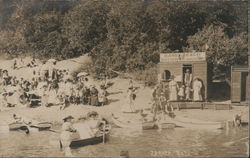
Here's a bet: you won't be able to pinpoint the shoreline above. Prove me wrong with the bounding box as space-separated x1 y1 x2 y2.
0 57 249 127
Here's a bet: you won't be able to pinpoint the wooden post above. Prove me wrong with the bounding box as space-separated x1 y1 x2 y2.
102 121 106 144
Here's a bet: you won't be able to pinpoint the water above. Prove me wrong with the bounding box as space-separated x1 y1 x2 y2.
0 126 248 157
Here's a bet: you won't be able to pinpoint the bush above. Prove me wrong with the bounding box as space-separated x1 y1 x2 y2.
132 66 158 87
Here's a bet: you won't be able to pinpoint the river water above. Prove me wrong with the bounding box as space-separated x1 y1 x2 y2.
0 126 248 157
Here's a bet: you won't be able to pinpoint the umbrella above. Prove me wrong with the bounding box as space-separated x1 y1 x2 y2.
47 59 57 63
77 72 89 77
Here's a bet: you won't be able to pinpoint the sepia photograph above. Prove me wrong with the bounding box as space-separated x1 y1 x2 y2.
0 0 249 157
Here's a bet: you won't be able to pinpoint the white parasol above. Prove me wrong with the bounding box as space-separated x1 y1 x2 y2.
47 59 57 63
77 72 89 77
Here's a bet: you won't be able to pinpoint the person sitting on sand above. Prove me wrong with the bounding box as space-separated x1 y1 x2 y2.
60 95 70 110
233 114 242 127
2 70 10 86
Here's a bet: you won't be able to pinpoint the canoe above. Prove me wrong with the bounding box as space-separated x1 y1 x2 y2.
111 115 159 130
111 115 142 129
29 122 52 131
69 134 108 148
9 122 27 130
9 122 52 131
112 114 221 130
163 116 223 130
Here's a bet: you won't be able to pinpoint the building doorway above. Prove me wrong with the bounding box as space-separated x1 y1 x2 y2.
183 64 192 84
163 70 171 80
241 72 248 101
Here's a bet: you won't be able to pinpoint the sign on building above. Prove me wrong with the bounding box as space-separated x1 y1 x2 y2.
160 52 206 62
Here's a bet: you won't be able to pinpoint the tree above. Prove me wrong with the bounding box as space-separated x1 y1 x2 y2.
62 0 110 57
186 24 248 77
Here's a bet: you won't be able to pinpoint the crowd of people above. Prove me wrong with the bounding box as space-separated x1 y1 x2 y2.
151 70 204 121
160 69 203 102
0 59 108 111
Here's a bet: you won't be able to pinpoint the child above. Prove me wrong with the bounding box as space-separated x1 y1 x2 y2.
98 86 108 106
178 84 185 101
185 83 192 101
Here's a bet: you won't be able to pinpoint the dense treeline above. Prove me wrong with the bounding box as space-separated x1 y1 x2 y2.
0 0 248 78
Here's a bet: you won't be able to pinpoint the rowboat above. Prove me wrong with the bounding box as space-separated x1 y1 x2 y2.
61 122 111 148
112 114 222 130
111 115 142 129
9 122 52 131
163 116 223 130
69 134 108 148
111 115 172 130
9 122 27 131
29 122 52 131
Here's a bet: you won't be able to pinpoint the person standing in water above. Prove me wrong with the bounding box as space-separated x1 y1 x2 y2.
60 115 78 157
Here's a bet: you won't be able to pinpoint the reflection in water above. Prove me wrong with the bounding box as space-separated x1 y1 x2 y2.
0 127 248 157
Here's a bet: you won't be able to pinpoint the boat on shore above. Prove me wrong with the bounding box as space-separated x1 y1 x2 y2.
164 116 223 129
111 114 143 129
8 122 52 131
111 114 222 130
111 114 175 130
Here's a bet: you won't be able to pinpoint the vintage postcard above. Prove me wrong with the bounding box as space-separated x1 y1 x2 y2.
0 0 249 157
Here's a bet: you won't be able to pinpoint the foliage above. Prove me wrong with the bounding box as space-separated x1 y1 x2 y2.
186 24 248 77
0 0 248 79
132 65 158 87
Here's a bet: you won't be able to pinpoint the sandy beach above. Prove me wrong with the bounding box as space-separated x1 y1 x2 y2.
0 77 248 126
0 56 249 126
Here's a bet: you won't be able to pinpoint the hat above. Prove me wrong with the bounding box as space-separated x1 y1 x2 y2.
63 115 74 121
87 111 98 118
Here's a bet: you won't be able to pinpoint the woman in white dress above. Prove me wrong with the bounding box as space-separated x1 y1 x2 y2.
47 82 59 106
193 78 203 101
168 76 178 101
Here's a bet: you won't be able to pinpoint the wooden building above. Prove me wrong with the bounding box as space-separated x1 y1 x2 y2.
158 52 212 101
231 65 250 103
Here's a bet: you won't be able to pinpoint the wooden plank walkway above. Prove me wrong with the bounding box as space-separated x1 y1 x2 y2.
170 102 233 110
